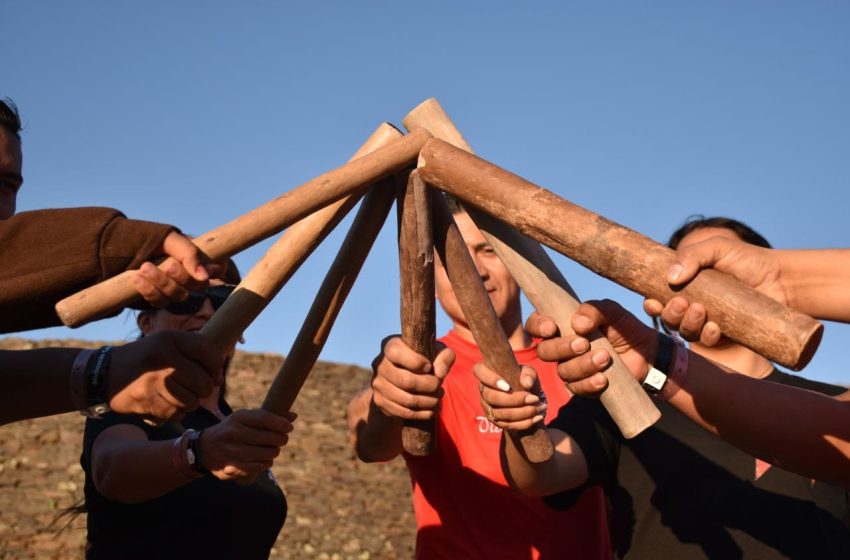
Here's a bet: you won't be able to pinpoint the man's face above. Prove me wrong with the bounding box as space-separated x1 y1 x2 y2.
434 211 522 330
0 128 23 220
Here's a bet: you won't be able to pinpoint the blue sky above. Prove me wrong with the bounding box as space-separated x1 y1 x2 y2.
4 1 849 384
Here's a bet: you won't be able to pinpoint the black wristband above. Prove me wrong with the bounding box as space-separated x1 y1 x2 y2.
187 429 211 475
653 332 675 375
85 346 115 417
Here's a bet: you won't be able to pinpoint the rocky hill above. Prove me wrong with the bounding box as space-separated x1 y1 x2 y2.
0 338 416 559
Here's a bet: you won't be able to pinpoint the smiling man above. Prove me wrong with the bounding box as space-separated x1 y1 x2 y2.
346 195 611 559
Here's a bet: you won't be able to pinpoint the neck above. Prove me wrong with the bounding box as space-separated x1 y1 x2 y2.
690 342 773 379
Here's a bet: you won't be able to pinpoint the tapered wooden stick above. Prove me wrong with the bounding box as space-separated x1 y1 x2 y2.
418 138 823 370
262 186 396 415
397 171 437 455
55 129 431 328
201 123 403 350
404 98 659 438
431 189 554 463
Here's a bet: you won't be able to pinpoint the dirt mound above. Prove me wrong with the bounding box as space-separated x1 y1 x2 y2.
0 338 416 559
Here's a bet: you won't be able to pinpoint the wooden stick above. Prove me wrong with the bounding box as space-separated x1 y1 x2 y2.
397 171 437 455
262 185 396 415
431 188 554 463
201 123 403 350
404 98 660 438
417 138 823 370
55 129 431 328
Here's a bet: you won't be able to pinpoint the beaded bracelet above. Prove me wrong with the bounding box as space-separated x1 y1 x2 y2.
84 346 115 418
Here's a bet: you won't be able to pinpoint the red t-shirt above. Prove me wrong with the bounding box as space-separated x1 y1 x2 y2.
403 330 612 559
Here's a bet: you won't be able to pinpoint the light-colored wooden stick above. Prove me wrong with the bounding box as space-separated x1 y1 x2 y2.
397 171 437 455
404 98 659 438
55 129 431 328
201 123 403 350
431 188 554 463
417 138 823 371
262 185 396 415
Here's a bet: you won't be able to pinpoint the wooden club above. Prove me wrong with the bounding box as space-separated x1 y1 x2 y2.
396 170 437 455
417 138 823 371
262 185 396 416
55 129 431 328
431 187 554 463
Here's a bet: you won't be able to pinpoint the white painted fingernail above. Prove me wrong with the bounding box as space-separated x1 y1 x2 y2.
496 380 511 392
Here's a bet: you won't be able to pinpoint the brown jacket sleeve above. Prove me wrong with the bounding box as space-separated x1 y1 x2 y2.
0 207 175 333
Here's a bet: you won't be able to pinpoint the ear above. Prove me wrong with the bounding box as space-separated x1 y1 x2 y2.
136 312 155 336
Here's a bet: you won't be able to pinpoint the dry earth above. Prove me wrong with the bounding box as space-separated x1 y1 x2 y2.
0 338 416 559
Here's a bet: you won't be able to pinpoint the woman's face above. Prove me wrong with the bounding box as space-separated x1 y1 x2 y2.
137 279 227 336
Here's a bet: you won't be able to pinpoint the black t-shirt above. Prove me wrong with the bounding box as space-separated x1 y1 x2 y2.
547 369 850 559
82 400 287 560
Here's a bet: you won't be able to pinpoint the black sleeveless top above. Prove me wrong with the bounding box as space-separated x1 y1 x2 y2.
82 400 287 560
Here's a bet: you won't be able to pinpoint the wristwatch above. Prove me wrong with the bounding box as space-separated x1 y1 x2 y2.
643 332 675 394
186 429 210 475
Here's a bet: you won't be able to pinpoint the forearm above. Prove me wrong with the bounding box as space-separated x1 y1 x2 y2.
780 249 850 322
346 387 404 462
501 428 589 496
668 351 850 486
0 348 81 424
93 438 194 503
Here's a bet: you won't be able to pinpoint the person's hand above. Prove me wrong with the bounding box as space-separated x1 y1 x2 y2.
197 408 296 481
131 231 224 307
644 236 784 345
473 363 545 431
526 301 658 397
369 336 455 421
106 331 226 421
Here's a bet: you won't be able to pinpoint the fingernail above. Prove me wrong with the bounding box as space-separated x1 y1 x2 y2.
592 351 609 366
422 362 432 373
570 338 588 353
537 402 548 414
524 394 540 405
496 379 511 392
196 265 209 278
532 414 544 424
668 264 683 282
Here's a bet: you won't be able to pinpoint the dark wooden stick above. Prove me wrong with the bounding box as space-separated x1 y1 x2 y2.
417 138 823 371
397 170 437 455
431 188 554 463
55 129 431 328
404 98 660 438
262 186 396 415
201 123 403 350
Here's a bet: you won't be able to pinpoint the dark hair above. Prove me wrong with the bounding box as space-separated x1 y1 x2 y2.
0 98 22 140
444 193 466 215
666 215 772 250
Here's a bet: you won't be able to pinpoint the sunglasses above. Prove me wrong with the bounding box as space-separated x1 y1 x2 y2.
162 284 237 315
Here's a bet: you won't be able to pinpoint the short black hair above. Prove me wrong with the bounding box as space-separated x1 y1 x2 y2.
666 215 772 250
444 193 466 215
0 98 22 141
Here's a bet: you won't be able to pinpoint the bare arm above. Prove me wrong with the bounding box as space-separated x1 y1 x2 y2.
529 302 850 487
647 242 850 340
0 331 225 425
473 362 589 496
346 337 453 463
91 408 294 503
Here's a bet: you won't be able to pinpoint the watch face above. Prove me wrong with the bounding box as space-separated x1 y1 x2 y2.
187 448 197 465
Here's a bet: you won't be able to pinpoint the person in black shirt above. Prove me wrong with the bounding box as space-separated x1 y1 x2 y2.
475 218 850 558
81 263 294 560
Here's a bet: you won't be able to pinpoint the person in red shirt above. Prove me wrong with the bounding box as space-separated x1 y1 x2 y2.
346 195 611 559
